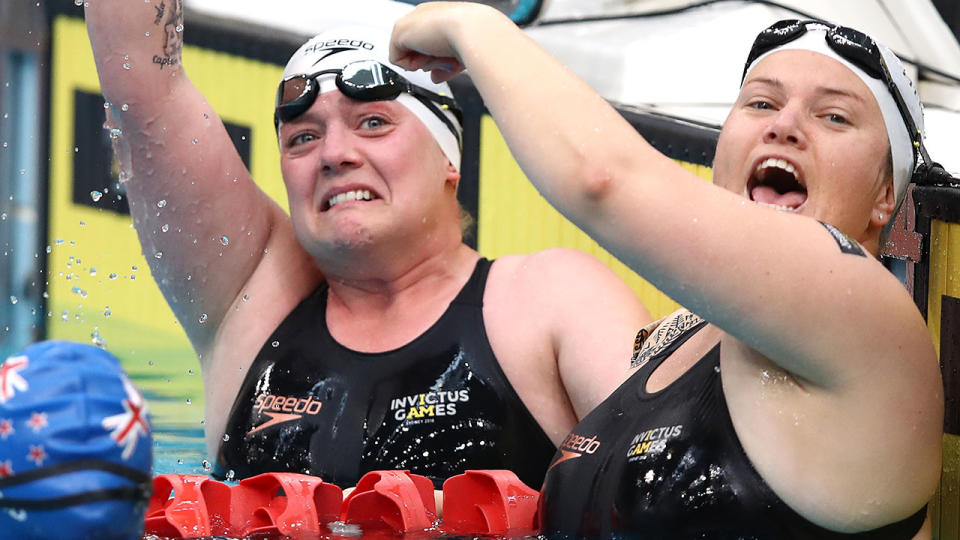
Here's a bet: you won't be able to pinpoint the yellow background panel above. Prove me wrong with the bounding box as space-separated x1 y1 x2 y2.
46 16 286 427
477 115 713 319
927 219 960 539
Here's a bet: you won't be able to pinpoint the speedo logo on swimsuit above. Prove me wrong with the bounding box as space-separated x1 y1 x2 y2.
246 393 323 435
626 424 683 460
389 389 470 421
549 432 602 469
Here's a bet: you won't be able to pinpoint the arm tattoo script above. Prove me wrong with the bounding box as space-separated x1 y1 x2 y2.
154 0 183 70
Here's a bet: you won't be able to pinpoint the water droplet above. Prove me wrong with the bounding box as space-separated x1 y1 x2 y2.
222 433 230 442
148 360 154 366
188 369 194 375
161 223 169 232
90 190 102 202
121 103 129 112
225 469 235 481
154 251 163 259
91 328 106 348
191 138 199 145
219 235 229 246
109 128 122 139
271 340 279 348
122 62 131 70
104 306 112 317
131 265 138 271
61 310 68 322
198 313 208 324
176 24 184 32
0 213 6 220
108 272 118 280
186 398 192 405
9 296 18 305
45 245 51 253
242 294 249 302
74 0 82 5
177 458 183 465
89 267 97 276
157 199 166 208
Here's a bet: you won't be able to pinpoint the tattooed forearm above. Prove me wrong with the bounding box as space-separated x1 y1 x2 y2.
154 0 183 70
153 1 165 26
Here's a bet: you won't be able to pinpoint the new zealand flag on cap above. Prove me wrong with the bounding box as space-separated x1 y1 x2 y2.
0 341 152 539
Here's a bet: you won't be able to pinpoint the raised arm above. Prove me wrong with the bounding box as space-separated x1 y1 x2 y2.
84 1 317 355
389 4 941 397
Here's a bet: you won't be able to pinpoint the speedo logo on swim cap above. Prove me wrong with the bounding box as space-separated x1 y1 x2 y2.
302 38 375 55
549 432 602 469
246 393 323 435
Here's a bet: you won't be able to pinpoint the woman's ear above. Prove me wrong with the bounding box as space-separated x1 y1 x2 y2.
871 177 898 228
446 161 461 190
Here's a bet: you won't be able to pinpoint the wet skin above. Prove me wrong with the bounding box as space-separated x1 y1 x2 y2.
712 49 895 248
278 90 462 281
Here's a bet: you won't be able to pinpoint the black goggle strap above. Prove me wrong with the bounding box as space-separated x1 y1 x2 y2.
875 53 930 168
410 93 463 150
0 459 152 510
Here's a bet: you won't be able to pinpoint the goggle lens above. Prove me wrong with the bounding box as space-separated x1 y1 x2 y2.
339 61 401 101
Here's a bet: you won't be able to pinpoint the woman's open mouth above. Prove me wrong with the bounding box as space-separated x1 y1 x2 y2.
747 157 808 212
322 189 381 211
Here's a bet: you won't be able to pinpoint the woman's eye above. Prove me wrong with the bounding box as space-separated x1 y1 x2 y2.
751 100 773 110
289 133 317 146
826 113 848 124
360 116 386 130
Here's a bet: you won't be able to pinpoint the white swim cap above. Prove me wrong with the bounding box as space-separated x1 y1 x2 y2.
742 22 924 206
282 25 463 171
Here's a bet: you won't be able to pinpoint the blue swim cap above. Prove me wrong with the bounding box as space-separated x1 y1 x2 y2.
0 341 152 540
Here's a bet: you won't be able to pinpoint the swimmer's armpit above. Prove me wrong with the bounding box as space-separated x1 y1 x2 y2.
819 222 866 257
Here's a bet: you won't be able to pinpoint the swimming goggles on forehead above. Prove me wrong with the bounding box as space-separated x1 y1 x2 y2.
742 19 932 169
274 59 463 146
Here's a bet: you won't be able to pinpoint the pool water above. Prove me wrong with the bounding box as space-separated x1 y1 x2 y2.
152 421 209 475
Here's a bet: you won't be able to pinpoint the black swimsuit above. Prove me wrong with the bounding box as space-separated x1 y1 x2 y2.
540 317 925 539
215 258 556 489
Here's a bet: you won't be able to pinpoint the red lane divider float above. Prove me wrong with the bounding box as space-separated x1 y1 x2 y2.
441 470 539 535
341 470 436 531
144 469 539 538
